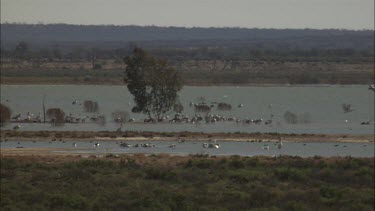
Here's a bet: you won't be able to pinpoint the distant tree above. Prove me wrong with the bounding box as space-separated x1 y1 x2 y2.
124 47 183 120
52 45 62 60
14 41 28 59
89 48 99 69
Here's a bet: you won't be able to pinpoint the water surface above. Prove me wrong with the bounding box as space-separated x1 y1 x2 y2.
1 140 373 157
1 85 374 134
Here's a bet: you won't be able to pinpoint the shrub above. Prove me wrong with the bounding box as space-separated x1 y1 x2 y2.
283 111 298 124
83 100 99 112
217 102 232 110
46 108 65 126
47 193 88 210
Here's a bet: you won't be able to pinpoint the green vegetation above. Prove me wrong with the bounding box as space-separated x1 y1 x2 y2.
1 155 374 210
124 48 183 119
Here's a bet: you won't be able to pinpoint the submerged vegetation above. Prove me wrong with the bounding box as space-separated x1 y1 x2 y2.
0 155 373 210
46 108 65 126
0 104 11 127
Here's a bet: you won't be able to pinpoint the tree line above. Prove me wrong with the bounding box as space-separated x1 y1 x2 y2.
1 40 373 63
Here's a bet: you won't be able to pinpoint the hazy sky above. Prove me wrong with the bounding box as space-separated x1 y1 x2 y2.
1 0 374 29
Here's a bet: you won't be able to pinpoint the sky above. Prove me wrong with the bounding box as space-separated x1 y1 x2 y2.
1 0 374 29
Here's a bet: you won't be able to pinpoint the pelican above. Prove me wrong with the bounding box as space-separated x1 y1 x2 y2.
120 142 131 147
261 145 270 150
265 120 272 125
72 143 77 147
361 120 371 125
209 143 220 148
168 144 176 149
238 104 244 108
369 84 375 92
177 138 186 143
277 137 283 149
94 143 100 147
13 125 21 130
12 114 22 120
72 100 78 105
203 141 220 149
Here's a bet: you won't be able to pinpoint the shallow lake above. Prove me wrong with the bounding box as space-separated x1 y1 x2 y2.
1 140 374 157
0 85 374 134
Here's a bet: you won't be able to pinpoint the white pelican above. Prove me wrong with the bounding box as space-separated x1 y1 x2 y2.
277 137 283 149
262 145 270 150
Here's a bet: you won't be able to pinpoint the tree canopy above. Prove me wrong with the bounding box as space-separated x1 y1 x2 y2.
124 48 183 120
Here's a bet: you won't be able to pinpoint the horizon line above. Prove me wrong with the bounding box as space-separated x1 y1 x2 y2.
1 21 374 31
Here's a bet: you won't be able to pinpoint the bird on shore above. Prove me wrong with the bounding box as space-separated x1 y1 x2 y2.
72 143 77 147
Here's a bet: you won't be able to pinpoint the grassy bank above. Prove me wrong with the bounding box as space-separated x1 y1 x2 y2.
1 155 374 210
1 60 374 85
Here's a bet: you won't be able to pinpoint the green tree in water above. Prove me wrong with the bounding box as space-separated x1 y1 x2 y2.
124 48 183 121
